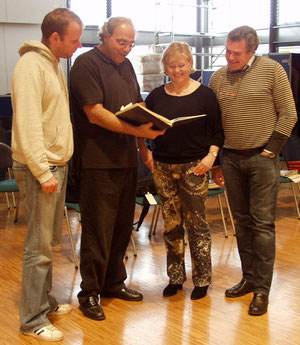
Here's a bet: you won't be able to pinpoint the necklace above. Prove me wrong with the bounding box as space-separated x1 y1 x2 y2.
167 79 199 96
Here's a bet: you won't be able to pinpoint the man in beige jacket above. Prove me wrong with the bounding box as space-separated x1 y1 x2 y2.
11 8 82 342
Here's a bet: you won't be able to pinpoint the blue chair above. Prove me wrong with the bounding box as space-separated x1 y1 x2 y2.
279 175 300 219
136 194 161 237
207 185 236 238
0 142 19 222
64 202 81 268
135 186 235 238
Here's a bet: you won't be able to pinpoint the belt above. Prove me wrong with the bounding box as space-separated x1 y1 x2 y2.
223 146 265 156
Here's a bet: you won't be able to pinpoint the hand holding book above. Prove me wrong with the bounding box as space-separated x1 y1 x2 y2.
116 103 206 130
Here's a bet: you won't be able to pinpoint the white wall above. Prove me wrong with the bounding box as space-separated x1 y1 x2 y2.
0 0 67 94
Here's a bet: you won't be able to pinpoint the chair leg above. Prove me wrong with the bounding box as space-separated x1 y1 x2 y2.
11 192 16 208
148 205 156 237
152 206 161 235
5 192 10 209
7 168 16 208
217 194 228 238
13 195 20 222
131 234 137 257
64 206 79 269
290 183 300 219
224 190 236 235
149 205 160 237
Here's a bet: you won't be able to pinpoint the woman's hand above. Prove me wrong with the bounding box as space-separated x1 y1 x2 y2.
138 138 154 172
193 154 215 175
141 149 154 172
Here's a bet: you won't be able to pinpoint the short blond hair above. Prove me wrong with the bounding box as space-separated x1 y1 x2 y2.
161 41 195 74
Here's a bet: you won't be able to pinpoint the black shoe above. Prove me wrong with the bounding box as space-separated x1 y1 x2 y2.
191 286 208 300
248 293 268 316
101 287 143 301
225 280 254 298
79 296 106 321
163 284 183 297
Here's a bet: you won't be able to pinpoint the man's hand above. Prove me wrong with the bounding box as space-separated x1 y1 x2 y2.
211 166 225 187
138 122 166 139
41 176 58 193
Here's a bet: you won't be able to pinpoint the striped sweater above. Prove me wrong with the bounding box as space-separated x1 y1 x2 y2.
209 56 297 154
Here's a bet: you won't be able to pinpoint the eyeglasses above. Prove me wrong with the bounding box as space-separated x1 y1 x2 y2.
115 39 135 49
217 75 242 97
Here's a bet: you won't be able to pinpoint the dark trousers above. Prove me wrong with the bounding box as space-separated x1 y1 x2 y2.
77 167 137 302
223 150 280 295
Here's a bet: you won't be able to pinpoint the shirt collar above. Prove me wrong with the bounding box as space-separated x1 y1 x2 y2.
227 54 256 73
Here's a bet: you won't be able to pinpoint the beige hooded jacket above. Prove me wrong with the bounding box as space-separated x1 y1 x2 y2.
11 41 73 184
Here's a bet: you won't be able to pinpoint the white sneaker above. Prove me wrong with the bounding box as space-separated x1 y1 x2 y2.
48 303 72 315
23 324 64 341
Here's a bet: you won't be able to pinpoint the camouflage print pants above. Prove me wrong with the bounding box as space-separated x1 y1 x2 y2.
153 160 212 287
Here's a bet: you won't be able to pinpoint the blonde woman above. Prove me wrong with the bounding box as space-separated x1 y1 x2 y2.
139 42 224 300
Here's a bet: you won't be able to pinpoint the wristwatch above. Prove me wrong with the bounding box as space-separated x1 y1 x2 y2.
209 151 218 158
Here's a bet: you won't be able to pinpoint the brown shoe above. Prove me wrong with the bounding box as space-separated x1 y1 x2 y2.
248 293 268 315
225 280 254 298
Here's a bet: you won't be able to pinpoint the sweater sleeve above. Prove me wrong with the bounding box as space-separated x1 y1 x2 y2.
205 89 224 149
11 55 52 183
265 63 297 154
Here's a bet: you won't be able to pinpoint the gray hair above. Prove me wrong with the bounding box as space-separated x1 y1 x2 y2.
226 25 260 53
98 16 135 42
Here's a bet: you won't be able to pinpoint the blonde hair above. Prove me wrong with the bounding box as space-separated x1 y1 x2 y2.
161 41 195 74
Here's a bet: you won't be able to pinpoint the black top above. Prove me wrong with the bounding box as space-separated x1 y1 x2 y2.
70 47 143 169
146 84 224 164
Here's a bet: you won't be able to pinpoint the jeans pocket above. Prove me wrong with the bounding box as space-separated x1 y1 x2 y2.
12 161 28 199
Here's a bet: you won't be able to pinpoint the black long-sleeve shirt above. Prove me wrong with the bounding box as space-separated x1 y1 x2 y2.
146 84 224 164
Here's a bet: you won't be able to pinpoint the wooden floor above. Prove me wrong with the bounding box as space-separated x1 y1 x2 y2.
0 183 300 345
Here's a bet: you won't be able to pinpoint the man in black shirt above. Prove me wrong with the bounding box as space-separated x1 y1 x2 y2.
70 17 164 321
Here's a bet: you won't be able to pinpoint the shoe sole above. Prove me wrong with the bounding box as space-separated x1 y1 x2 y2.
248 308 268 316
23 332 63 341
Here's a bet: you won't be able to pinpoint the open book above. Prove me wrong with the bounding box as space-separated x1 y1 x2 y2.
280 169 300 183
280 169 298 177
115 103 206 130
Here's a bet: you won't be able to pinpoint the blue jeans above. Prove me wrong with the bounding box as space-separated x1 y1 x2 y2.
13 161 68 332
222 151 280 295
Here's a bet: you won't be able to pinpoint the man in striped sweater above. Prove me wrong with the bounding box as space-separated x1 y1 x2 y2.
210 26 297 316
